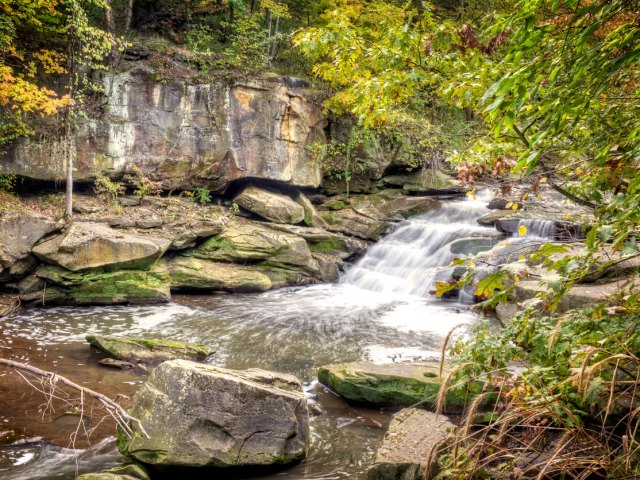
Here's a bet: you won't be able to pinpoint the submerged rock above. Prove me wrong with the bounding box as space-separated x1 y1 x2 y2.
32 222 169 272
318 362 465 409
86 335 213 363
234 185 305 224
119 360 310 468
367 408 456 480
75 462 150 480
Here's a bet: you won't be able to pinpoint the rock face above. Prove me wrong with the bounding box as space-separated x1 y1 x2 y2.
0 68 324 191
367 408 455 480
234 185 305 224
318 362 465 409
0 212 58 279
86 335 213 363
33 222 169 271
119 360 310 468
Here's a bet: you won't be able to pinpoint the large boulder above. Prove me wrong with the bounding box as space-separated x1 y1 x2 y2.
118 360 310 468
86 335 213 363
234 185 305 224
0 212 58 278
0 68 324 191
32 222 169 272
318 362 466 410
168 256 272 292
186 220 317 271
18 262 171 305
367 408 456 480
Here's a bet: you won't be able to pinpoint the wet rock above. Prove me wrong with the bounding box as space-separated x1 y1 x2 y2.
87 335 213 363
187 220 317 272
0 212 58 277
449 237 501 256
168 256 272 292
118 360 310 467
98 358 135 369
75 462 150 480
1 69 325 192
317 362 466 409
0 294 19 318
32 222 170 272
75 474 137 480
367 408 455 480
18 262 171 306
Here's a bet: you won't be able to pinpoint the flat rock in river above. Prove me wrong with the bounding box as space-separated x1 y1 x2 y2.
317 362 466 409
86 335 213 363
367 408 456 480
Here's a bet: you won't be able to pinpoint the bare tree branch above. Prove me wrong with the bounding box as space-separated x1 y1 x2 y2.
0 358 149 439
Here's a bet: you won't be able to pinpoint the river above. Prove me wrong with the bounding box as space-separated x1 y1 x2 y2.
0 195 496 479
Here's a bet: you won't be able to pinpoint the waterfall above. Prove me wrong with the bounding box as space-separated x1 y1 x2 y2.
516 218 557 239
341 196 496 297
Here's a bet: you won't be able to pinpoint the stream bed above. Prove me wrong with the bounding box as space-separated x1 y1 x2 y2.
0 196 495 479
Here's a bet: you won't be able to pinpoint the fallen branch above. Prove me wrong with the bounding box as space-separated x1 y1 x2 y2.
0 358 149 439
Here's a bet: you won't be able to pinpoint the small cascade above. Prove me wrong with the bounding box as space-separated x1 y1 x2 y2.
341 196 495 297
516 218 557 239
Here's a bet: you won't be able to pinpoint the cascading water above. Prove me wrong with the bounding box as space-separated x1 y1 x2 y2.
0 194 499 480
342 197 496 296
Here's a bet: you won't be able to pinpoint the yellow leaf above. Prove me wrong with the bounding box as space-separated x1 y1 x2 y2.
537 193 542 200
522 193 529 201
518 225 527 236
514 275 520 282
564 213 570 220
511 203 519 211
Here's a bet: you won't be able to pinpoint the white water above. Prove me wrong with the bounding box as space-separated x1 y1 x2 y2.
342 196 494 296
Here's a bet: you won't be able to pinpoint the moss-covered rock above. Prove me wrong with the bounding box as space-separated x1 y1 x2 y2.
18 262 171 306
86 335 213 363
187 220 317 271
168 256 272 292
318 361 467 409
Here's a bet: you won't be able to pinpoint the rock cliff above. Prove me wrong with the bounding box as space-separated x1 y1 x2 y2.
1 68 325 191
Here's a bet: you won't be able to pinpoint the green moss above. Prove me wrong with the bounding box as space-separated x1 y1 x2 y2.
322 213 336 225
308 237 347 253
327 199 349 211
317 363 470 409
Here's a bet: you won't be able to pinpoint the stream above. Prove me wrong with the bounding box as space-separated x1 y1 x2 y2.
0 195 497 479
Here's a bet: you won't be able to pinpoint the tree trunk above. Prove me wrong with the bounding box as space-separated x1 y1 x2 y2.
104 0 116 63
465 107 474 122
124 0 133 33
265 9 272 55
270 16 280 59
250 0 257 14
